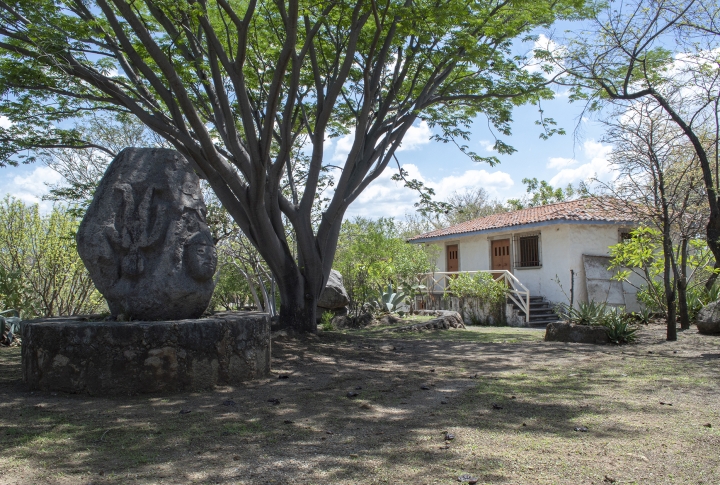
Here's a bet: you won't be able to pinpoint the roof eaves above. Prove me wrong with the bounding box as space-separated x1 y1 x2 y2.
408 218 639 244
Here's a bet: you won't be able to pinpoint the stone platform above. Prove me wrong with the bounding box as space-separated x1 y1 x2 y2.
21 312 270 395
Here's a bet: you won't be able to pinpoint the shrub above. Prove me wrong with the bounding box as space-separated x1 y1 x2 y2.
370 283 407 315
601 308 638 344
687 282 720 321
446 272 507 325
556 301 608 326
320 311 334 331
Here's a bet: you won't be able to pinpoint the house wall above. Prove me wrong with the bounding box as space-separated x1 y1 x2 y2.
426 222 640 310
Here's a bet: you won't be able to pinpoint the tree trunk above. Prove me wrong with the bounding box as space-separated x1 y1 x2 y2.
705 212 720 289
663 242 677 342
277 278 317 333
677 237 690 330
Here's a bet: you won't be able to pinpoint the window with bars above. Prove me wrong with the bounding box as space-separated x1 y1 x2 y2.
515 234 541 268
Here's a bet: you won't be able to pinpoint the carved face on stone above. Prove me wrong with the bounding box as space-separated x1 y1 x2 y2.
185 234 217 281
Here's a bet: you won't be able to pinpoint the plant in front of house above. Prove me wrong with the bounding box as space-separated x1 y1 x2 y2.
370 284 407 315
556 300 608 326
601 308 639 344
445 272 507 325
687 281 720 321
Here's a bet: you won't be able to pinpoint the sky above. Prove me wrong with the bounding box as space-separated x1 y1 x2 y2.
0 28 616 220
0 85 613 219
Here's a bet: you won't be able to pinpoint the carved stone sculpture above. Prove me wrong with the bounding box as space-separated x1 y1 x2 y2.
77 148 217 320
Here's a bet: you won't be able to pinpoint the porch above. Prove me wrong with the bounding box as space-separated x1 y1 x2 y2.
414 271 560 326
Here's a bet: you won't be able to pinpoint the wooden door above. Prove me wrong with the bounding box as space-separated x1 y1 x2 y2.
491 239 511 271
446 244 459 272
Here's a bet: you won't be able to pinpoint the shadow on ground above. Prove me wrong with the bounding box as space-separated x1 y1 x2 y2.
1 323 719 485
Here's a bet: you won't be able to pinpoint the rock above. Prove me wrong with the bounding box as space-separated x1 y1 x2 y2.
696 301 720 334
317 270 350 309
316 305 348 323
388 312 466 332
379 314 401 326
77 148 217 321
332 312 376 329
544 322 609 344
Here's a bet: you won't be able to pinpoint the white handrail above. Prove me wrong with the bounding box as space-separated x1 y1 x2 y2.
416 270 530 323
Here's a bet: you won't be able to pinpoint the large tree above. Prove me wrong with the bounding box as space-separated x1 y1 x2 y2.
0 0 584 331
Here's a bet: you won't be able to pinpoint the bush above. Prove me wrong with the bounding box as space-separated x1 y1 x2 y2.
446 272 507 325
556 301 608 326
320 311 334 331
601 308 638 344
687 282 720 321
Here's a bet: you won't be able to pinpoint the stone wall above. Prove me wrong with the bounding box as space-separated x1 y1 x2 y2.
22 312 270 395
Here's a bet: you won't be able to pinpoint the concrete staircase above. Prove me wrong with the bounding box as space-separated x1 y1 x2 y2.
510 296 561 327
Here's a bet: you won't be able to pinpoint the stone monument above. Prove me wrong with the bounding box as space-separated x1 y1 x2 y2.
22 148 271 394
76 147 217 320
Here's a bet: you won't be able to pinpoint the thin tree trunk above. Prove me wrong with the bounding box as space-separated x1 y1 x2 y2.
677 237 690 330
663 234 678 341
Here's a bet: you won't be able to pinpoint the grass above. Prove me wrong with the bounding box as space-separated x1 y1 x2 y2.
1 324 719 484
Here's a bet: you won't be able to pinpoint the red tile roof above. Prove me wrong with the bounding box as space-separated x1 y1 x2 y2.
409 198 637 242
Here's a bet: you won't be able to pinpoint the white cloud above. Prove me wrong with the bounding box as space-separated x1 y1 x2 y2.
549 140 614 187
396 121 432 152
0 166 62 213
526 34 566 78
0 116 11 129
546 157 577 169
344 163 515 219
479 140 497 152
330 130 355 162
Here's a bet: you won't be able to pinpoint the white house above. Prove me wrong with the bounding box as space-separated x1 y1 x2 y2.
409 198 641 324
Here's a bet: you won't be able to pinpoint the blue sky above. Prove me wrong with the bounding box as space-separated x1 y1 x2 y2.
0 90 613 219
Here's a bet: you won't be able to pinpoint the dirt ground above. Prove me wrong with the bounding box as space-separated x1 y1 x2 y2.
1 322 719 485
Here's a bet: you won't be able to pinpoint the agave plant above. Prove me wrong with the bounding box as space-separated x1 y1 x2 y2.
370 283 407 314
0 309 22 345
601 308 638 344
556 301 608 326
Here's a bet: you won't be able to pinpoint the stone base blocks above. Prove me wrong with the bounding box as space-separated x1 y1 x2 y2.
22 312 270 395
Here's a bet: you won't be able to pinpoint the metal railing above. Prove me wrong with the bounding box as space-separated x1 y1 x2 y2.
416 270 530 323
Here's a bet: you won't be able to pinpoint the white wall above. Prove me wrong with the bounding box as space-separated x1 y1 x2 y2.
427 223 639 309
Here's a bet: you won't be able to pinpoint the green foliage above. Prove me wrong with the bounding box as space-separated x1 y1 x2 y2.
445 272 507 324
320 311 334 331
610 227 718 317
601 308 638 345
371 283 407 315
634 307 653 325
687 282 720 321
0 197 105 318
609 227 666 312
209 260 253 312
556 301 608 326
506 178 576 210
558 301 638 344
335 218 435 313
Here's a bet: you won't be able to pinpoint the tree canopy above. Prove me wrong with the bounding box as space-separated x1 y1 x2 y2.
0 0 587 330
